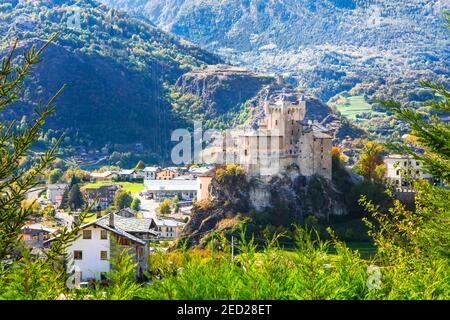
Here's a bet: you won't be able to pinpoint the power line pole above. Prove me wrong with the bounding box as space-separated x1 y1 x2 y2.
231 236 234 261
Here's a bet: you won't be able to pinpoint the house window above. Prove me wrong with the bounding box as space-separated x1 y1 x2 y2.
74 250 83 260
100 251 108 260
82 230 92 240
100 230 108 240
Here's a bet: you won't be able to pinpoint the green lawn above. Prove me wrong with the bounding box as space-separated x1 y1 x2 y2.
333 95 384 121
81 180 145 194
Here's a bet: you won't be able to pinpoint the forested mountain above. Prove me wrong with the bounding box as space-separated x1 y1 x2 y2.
0 0 220 156
102 0 450 102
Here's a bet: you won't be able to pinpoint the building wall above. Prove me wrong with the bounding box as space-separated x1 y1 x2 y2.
297 133 332 180
156 169 179 180
384 156 433 191
68 226 110 280
156 225 183 239
197 176 213 202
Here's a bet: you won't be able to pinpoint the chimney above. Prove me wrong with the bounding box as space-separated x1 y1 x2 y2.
96 206 102 219
109 213 115 228
73 214 79 227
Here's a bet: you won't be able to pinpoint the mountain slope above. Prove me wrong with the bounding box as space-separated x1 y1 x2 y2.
0 0 221 157
103 0 450 102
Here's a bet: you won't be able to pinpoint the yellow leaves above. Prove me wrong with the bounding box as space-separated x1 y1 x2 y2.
402 134 418 144
20 199 40 213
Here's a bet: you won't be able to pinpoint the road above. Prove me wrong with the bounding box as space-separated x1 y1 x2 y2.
24 187 46 200
55 211 73 227
134 192 158 220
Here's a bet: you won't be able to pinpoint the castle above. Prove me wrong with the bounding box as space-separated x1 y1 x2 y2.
202 89 333 181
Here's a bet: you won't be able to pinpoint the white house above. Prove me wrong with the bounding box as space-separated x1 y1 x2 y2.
117 169 145 180
46 184 68 207
384 154 434 191
155 218 185 240
143 167 161 181
90 171 119 181
144 178 197 201
47 213 157 281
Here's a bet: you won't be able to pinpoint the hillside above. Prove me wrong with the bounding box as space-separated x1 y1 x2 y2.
102 0 450 103
0 0 221 158
1 0 365 165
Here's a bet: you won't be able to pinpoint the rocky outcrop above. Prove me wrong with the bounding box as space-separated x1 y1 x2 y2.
174 64 274 122
181 165 352 247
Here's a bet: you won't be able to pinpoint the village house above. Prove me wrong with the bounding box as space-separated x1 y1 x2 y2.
20 223 57 248
189 166 215 177
115 208 138 218
384 154 434 192
117 169 144 181
46 183 68 207
47 213 157 281
154 218 185 240
90 171 119 181
156 168 180 180
83 185 121 210
143 166 161 180
144 178 197 202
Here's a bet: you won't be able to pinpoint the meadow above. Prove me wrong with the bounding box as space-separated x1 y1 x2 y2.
333 95 385 120
80 181 145 194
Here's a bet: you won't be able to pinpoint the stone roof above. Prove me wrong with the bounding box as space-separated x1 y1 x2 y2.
47 184 68 191
144 179 197 192
155 218 185 228
143 166 161 172
21 224 57 235
95 214 157 236
84 184 120 197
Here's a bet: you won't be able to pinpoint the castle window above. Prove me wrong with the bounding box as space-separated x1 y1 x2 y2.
275 120 278 126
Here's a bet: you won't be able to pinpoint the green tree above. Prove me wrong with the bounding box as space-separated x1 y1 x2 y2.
0 35 92 300
0 34 63 259
67 184 84 210
114 190 133 209
134 160 145 171
381 85 449 184
172 195 179 213
59 187 69 209
130 197 141 211
48 168 63 184
355 140 386 183
157 199 172 216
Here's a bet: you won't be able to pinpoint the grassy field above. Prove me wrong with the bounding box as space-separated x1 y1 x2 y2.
333 95 384 120
80 180 145 194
